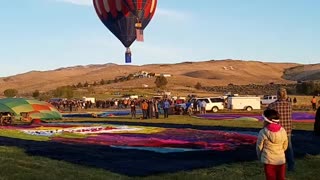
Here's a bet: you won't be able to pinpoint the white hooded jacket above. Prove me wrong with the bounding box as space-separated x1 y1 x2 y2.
256 123 288 165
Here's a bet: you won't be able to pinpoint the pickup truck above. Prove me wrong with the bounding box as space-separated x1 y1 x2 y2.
260 95 277 105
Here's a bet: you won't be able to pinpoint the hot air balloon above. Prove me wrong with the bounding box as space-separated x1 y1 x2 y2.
93 0 157 63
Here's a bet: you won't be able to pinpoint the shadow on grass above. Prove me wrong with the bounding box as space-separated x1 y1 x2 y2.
0 122 320 177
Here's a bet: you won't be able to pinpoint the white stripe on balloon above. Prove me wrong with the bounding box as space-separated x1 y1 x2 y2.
115 0 122 11
94 0 102 15
103 0 110 13
150 0 156 13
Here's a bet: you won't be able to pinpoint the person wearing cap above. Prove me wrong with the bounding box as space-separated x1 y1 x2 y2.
256 109 288 180
268 88 295 171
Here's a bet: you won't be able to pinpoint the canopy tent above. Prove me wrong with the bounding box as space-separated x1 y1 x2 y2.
0 98 62 120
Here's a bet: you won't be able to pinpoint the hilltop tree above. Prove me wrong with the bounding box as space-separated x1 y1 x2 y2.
100 79 105 85
3 89 18 98
127 74 134 80
155 76 168 88
76 82 83 88
195 82 202 90
83 81 89 87
32 90 40 98
53 86 74 99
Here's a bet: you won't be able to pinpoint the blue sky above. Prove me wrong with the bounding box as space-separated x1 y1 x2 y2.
1 0 319 77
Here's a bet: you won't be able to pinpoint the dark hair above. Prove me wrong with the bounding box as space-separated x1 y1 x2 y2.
264 109 280 121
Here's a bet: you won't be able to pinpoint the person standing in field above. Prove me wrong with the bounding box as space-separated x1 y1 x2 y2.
292 97 297 104
268 88 295 172
256 109 288 180
141 100 148 119
201 100 207 114
163 99 170 118
311 96 317 111
154 100 159 119
193 100 197 114
130 101 136 119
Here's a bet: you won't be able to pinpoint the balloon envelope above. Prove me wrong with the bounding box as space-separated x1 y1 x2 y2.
0 98 62 120
93 0 136 47
93 0 157 47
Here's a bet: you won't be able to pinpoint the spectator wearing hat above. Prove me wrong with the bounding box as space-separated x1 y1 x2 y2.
268 88 295 171
256 109 288 180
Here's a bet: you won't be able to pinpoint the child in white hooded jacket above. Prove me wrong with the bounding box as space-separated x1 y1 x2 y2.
256 109 288 180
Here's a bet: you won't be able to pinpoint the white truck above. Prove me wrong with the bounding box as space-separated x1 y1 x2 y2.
227 96 261 111
82 97 96 104
260 95 277 105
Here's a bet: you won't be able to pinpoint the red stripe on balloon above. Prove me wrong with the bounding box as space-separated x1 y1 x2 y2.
121 0 131 17
143 0 151 18
32 104 51 111
108 0 118 18
137 0 143 10
126 0 135 10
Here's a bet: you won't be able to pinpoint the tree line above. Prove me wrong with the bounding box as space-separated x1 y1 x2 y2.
4 79 318 100
2 76 169 100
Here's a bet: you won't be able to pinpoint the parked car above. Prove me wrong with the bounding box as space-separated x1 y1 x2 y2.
260 95 277 105
190 97 225 113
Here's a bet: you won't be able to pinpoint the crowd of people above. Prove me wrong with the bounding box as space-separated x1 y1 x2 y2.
48 98 183 118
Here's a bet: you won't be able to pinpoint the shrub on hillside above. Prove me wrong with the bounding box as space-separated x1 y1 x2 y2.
32 90 40 98
3 89 18 98
296 81 320 95
53 86 74 99
195 82 202 90
155 76 168 88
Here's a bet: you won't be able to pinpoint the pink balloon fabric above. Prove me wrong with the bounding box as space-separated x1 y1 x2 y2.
1 123 257 153
197 112 315 122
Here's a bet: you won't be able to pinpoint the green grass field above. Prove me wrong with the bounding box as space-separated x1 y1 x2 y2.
1 115 319 180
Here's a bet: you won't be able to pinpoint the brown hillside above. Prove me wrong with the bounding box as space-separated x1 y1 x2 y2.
283 63 320 81
0 59 299 95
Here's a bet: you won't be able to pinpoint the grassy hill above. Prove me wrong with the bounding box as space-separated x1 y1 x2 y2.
0 59 317 96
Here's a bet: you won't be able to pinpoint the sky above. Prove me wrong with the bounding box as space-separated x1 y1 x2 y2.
0 0 319 77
